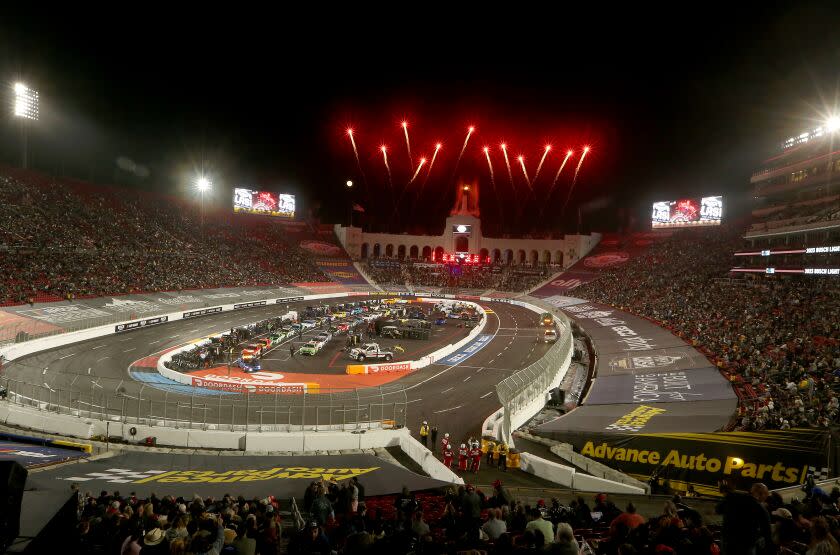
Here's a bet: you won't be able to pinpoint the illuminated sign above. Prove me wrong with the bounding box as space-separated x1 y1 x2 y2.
452 224 472 234
652 196 723 228
234 188 295 218
431 251 490 264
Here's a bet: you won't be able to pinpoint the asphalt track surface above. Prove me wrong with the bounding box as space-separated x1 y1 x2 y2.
4 299 551 446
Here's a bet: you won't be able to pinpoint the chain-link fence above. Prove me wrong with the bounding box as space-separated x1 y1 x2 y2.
0 375 409 432
495 298 573 442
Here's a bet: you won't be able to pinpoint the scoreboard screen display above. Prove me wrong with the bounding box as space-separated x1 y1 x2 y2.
651 196 722 228
234 188 295 218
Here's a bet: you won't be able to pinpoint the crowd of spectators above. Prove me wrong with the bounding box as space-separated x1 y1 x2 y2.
0 171 335 305
71 486 282 555
750 195 840 232
364 261 549 293
573 227 840 431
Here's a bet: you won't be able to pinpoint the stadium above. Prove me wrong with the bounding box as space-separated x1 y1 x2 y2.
1 9 839 555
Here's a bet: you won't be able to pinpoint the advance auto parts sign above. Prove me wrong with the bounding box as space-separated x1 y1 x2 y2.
572 429 829 495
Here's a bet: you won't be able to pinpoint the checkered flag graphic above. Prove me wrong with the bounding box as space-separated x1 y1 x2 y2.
62 468 169 484
807 466 831 481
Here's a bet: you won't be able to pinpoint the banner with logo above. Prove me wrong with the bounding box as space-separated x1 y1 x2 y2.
585 367 736 405
538 427 829 496
115 316 169 333
30 452 450 499
536 400 736 435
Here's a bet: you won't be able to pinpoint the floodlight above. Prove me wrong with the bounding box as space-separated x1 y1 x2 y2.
12 82 39 121
346 180 353 187
827 116 840 133
196 177 211 192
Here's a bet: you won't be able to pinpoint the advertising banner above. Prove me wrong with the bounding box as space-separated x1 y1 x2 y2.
602 346 712 375
234 301 267 310
183 307 223 319
190 373 313 394
536 400 737 435
585 368 735 405
552 428 827 495
115 316 169 333
30 452 450 499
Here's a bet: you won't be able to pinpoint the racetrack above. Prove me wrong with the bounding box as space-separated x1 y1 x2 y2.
2 299 551 446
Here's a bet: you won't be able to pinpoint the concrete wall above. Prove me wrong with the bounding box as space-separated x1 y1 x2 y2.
519 451 646 494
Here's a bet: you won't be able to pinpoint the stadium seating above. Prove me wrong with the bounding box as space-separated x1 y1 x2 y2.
364 260 551 292
0 168 350 305
573 226 840 431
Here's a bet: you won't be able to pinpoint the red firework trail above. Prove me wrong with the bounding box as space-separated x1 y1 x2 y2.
533 145 552 184
538 149 574 223
561 146 591 215
401 121 412 170
381 145 393 190
483 147 495 185
409 157 427 184
501 143 514 187
453 126 475 173
346 128 367 185
517 155 532 189
417 143 441 202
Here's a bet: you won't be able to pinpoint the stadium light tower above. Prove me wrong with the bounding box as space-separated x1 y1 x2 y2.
195 176 211 227
12 82 39 169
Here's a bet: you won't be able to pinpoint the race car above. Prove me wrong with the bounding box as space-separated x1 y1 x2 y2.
255 337 272 350
335 323 350 333
332 311 348 319
237 358 261 373
269 331 286 343
241 343 263 361
301 320 317 330
298 340 321 356
348 343 394 362
543 329 558 343
315 331 332 344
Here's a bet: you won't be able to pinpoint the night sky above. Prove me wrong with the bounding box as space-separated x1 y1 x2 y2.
1 5 839 234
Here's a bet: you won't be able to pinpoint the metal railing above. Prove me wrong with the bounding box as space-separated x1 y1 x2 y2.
0 375 408 432
495 297 573 442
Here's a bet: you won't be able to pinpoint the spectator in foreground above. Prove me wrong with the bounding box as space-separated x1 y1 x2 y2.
610 502 646 534
525 507 555 546
551 522 579 555
482 508 507 540
717 482 771 555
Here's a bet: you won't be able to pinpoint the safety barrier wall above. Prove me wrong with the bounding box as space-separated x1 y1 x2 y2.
518 452 647 494
494 296 574 445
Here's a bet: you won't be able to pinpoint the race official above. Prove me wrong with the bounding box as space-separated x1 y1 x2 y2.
419 421 430 447
485 439 496 464
470 443 482 473
442 443 454 468
458 443 468 471
496 442 508 472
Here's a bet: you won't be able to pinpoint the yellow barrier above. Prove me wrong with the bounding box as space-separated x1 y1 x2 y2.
53 440 93 453
346 364 367 375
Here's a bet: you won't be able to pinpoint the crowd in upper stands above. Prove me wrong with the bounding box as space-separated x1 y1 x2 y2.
573 227 840 431
0 171 334 305
749 195 840 232
364 261 549 293
69 476 840 554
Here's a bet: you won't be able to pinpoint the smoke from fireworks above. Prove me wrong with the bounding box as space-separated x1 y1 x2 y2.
517 155 531 189
561 146 591 215
533 145 551 184
401 121 412 169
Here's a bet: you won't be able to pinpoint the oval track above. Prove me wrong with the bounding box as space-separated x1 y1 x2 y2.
4 299 551 444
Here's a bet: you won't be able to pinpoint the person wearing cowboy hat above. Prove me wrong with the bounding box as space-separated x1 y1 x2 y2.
140 527 168 554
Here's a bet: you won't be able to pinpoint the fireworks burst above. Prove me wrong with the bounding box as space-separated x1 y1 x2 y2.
517 155 531 189
409 157 427 184
533 145 551 184
381 145 393 190
561 146 591 215
453 126 475 173
501 143 514 187
401 121 412 169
